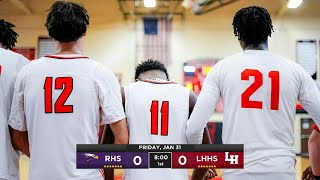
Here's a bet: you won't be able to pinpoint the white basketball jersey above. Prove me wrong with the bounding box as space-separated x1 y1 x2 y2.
187 50 320 174
124 80 189 180
0 48 28 180
8 54 126 180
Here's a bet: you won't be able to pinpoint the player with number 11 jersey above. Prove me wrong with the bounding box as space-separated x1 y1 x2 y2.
123 60 190 180
101 60 214 180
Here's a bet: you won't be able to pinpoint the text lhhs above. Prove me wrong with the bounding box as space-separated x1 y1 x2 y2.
196 155 218 162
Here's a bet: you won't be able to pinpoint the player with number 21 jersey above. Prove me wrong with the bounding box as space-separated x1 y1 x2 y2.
186 6 320 180
187 51 320 178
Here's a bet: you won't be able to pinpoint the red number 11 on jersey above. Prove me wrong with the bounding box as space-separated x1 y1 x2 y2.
150 101 169 136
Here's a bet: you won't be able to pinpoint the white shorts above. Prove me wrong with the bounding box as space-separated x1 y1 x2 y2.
223 157 296 180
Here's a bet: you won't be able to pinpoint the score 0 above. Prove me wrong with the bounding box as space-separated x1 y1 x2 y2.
178 155 187 166
133 156 142 166
117 152 148 169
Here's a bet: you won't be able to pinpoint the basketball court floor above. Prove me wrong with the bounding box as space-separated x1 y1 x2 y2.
19 155 310 180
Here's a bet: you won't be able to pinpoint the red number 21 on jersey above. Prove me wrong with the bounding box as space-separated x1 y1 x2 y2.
241 69 280 110
44 77 74 113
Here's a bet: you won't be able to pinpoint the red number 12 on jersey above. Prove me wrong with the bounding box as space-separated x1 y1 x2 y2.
241 69 280 110
44 77 74 113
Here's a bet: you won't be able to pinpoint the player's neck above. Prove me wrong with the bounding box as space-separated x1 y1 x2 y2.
55 40 83 55
141 77 167 81
138 71 168 81
0 43 3 49
244 42 268 51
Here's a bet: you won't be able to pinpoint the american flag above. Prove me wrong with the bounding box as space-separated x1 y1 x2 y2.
143 17 172 65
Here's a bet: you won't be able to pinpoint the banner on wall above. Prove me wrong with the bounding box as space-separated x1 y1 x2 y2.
296 40 317 79
12 47 35 60
38 37 58 58
143 17 172 66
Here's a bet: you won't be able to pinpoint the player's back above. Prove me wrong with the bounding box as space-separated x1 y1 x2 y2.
15 55 106 180
124 80 189 180
0 48 28 180
218 50 304 173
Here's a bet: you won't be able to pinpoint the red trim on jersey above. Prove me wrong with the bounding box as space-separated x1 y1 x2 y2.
140 79 177 84
45 55 89 59
296 104 303 110
313 124 320 132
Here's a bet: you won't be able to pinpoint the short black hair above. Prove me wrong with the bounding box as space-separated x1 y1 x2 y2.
45 1 89 42
0 19 18 49
232 6 273 44
135 59 169 81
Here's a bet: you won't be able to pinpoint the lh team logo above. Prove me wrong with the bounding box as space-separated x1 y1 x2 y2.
82 153 99 162
225 152 239 164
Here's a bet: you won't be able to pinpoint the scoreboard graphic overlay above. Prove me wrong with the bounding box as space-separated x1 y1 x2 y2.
77 144 244 169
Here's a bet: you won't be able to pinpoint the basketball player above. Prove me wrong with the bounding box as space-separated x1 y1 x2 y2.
8 1 128 180
302 124 320 180
101 59 216 180
186 6 320 180
0 19 29 180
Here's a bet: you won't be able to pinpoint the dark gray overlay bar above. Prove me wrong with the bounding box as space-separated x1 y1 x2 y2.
77 144 243 152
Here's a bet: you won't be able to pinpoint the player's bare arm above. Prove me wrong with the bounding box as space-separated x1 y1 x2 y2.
101 124 115 145
9 126 30 157
189 91 217 180
101 124 115 180
191 127 217 180
302 166 313 180
101 87 127 180
308 129 320 179
202 128 217 179
109 88 129 144
110 119 129 144
302 128 320 180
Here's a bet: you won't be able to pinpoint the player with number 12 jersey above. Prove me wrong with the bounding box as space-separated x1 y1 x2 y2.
8 54 126 179
8 1 128 180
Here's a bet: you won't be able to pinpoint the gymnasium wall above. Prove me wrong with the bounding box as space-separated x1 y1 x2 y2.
2 12 319 154
170 16 320 84
4 15 320 85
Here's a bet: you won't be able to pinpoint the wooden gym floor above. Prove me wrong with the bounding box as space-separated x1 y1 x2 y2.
19 155 310 179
